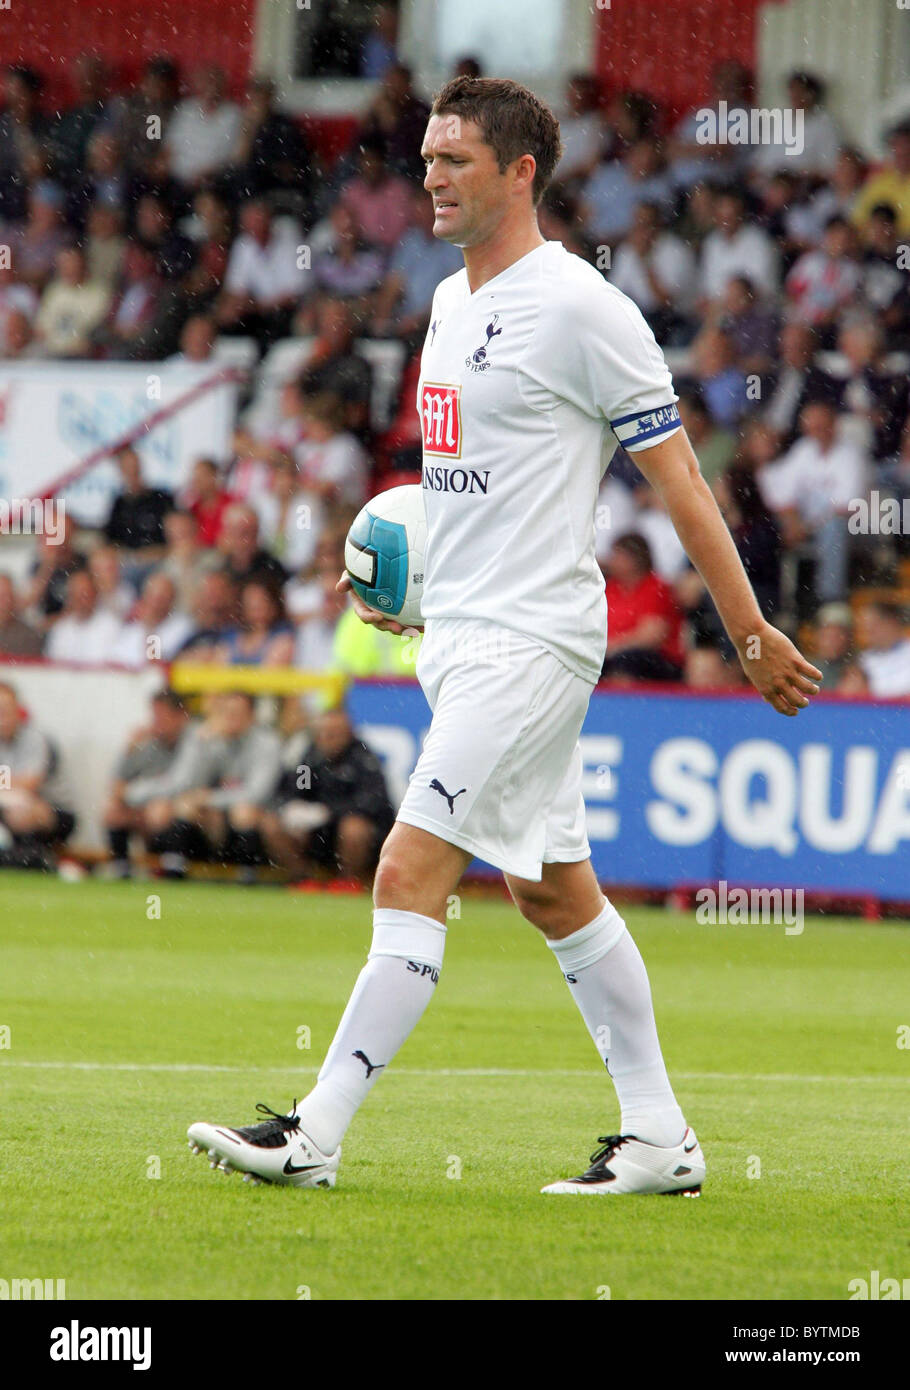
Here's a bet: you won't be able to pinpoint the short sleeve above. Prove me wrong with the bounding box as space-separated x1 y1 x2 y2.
526 272 681 453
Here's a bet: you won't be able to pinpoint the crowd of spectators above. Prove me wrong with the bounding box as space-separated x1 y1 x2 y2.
0 678 394 881
2 48 910 872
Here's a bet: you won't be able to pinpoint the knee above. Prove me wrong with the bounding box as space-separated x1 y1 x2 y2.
172 793 196 820
373 843 422 908
144 799 172 832
510 880 563 933
338 813 373 846
103 799 126 829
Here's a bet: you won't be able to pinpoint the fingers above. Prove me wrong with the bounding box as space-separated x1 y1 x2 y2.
767 675 815 714
336 572 409 634
765 692 799 716
762 670 812 714
352 594 405 633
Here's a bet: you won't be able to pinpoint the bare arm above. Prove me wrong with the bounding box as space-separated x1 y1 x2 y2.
632 429 822 715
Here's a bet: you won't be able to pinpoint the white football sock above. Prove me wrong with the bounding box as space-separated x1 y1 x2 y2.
546 899 686 1148
293 907 446 1154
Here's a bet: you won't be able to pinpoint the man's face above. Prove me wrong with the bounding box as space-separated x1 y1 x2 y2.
182 317 213 360
191 459 218 495
685 649 730 689
68 573 96 619
223 511 258 556
196 573 233 625
118 450 142 491
359 150 385 187
88 133 119 175
89 547 119 588
839 324 876 368
141 575 174 625
136 198 166 241
815 622 850 661
241 203 270 242
781 323 812 367
606 546 642 586
151 699 185 743
715 195 743 234
0 689 20 742
384 66 410 104
858 607 898 651
220 694 253 738
164 514 197 550
195 66 222 105
5 73 32 113
58 249 84 286
32 198 60 234
422 113 521 249
0 577 15 623
316 298 352 348
800 402 834 443
631 204 659 243
628 140 658 178
315 710 352 760
724 279 751 316
88 204 119 240
823 223 851 259
867 213 895 252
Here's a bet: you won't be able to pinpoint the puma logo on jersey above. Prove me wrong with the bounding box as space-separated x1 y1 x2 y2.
429 778 467 814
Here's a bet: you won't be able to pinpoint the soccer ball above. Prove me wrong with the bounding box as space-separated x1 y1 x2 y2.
344 484 427 628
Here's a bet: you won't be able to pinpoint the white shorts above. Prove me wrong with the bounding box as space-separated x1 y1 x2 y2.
396 617 593 880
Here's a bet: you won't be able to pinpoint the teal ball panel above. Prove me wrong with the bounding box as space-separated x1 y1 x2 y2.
347 515 410 616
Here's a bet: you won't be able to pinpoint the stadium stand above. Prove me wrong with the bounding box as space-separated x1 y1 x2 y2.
1 46 909 877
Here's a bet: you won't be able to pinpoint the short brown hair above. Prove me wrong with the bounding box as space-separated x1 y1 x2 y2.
430 76 562 205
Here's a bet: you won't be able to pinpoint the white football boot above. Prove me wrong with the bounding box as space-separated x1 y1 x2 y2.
541 1127 705 1196
187 1101 340 1188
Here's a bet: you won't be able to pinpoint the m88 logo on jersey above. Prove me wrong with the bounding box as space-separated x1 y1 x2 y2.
420 382 462 458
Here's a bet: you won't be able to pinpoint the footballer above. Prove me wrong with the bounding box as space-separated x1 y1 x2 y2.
189 77 822 1195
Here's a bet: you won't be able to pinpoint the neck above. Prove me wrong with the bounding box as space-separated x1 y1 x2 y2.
462 215 545 294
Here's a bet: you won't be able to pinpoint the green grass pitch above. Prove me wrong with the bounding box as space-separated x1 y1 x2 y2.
1 870 908 1301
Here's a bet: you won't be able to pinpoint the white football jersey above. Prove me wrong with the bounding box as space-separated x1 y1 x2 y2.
417 239 681 682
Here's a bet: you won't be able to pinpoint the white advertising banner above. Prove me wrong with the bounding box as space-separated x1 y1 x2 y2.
0 662 166 850
0 362 238 527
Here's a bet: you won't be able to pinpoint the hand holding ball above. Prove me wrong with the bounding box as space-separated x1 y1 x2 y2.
344 485 427 630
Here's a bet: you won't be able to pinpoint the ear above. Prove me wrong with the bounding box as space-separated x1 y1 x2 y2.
512 152 537 198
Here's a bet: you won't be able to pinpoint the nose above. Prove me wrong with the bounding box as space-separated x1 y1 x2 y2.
423 159 446 194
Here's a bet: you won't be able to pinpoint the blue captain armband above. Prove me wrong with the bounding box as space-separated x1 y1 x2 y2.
611 402 681 451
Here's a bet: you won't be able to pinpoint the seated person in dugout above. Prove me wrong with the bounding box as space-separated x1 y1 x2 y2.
138 689 282 878
263 704 395 883
102 687 192 876
0 680 76 868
